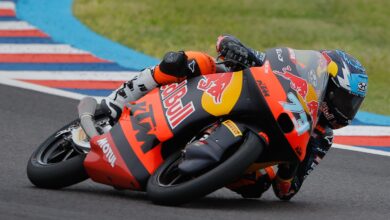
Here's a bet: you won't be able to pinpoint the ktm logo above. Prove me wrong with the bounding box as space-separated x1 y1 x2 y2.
130 102 160 153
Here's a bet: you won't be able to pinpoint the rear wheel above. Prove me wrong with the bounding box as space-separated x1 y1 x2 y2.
147 131 265 205
27 120 89 189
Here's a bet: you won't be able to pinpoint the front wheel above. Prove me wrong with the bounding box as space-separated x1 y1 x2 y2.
27 120 89 189
147 132 265 205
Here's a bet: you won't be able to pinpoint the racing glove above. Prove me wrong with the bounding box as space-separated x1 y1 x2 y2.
216 35 265 70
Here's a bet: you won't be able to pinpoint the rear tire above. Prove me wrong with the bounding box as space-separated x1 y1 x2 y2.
27 120 89 189
147 132 265 206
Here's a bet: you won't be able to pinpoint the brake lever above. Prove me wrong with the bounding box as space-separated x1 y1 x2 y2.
216 55 249 71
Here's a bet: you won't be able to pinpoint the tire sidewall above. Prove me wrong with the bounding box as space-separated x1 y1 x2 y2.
147 132 264 205
27 119 88 189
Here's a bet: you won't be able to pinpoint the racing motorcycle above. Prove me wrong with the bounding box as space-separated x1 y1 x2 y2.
27 48 329 205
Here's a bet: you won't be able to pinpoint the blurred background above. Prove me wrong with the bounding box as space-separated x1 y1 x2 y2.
74 0 390 115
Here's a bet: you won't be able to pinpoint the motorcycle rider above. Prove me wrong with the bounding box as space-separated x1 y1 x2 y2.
100 35 368 200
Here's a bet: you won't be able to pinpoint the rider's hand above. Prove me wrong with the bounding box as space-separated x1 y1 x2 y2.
216 35 264 70
216 35 251 69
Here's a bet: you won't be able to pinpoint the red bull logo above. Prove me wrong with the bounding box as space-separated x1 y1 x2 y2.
275 66 319 122
199 72 243 117
277 66 309 98
197 73 233 104
161 80 195 129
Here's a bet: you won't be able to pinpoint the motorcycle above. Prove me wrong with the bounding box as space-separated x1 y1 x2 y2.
27 48 329 205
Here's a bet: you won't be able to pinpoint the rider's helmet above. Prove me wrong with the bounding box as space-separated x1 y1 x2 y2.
320 50 368 129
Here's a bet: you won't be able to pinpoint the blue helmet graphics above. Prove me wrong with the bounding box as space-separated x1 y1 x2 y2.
321 50 368 129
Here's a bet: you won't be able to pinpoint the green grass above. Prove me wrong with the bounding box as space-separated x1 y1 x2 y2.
74 0 390 115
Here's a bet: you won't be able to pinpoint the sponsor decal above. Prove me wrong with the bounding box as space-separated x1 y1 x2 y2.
275 65 319 123
160 80 195 129
276 48 284 62
350 73 368 96
197 73 233 104
198 72 243 116
96 137 117 167
130 102 159 153
222 120 242 137
358 82 367 93
256 80 270 97
280 92 310 136
188 60 196 73
320 101 335 121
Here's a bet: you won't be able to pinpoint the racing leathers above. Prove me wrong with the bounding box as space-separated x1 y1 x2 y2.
100 34 334 201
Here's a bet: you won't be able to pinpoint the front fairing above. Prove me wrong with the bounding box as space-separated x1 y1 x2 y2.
268 48 329 126
250 48 329 161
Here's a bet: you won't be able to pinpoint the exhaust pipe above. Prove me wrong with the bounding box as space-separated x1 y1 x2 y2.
78 97 99 138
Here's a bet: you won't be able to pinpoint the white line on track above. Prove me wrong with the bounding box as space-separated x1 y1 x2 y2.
0 71 136 81
0 78 86 100
334 126 390 136
333 144 390 157
0 1 15 10
0 44 88 54
0 22 36 30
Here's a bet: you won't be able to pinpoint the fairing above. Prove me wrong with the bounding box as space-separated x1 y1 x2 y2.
84 48 329 190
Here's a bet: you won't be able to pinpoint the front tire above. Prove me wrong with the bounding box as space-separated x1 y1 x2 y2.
27 120 89 189
147 132 265 205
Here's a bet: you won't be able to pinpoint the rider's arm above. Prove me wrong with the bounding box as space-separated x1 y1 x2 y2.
272 122 334 200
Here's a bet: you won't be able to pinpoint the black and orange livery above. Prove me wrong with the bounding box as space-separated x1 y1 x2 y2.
84 48 329 190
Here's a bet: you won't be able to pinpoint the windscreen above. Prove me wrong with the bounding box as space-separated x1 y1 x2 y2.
267 48 330 124
292 49 329 104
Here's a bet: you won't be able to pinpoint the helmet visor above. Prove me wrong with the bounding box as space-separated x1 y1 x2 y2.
327 81 364 120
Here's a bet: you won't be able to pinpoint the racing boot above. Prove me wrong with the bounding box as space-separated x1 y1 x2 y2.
100 67 158 123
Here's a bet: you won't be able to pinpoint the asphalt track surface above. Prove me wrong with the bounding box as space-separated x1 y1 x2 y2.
1 84 389 220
